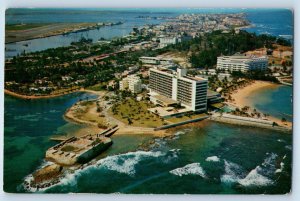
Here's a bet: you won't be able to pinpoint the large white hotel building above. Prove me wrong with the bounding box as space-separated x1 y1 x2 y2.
149 67 208 112
216 55 268 72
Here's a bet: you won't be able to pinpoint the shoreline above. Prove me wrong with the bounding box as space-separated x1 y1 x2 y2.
4 89 81 100
4 88 103 100
5 22 123 44
228 80 292 129
230 80 279 108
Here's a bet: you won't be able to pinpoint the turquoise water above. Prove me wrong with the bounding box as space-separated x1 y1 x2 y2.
246 85 293 121
44 122 291 194
4 92 98 192
4 86 292 194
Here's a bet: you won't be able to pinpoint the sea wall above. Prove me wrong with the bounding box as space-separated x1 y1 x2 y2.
210 114 292 133
77 139 113 164
154 116 209 131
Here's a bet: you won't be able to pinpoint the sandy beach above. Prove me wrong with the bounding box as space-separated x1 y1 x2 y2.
230 81 278 108
228 81 292 129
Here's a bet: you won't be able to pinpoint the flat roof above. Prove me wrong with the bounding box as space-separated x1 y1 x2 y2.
184 76 207 81
218 55 268 60
207 89 220 97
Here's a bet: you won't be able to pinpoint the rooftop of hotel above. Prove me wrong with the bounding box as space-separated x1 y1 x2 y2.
151 67 208 81
218 55 268 60
183 75 207 81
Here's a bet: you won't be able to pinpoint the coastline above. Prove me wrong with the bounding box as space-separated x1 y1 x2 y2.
228 80 292 129
4 88 103 100
5 22 123 44
230 80 278 108
4 89 79 100
62 96 169 138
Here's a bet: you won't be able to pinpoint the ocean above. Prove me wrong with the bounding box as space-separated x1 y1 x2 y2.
5 8 293 58
3 8 293 194
4 86 292 194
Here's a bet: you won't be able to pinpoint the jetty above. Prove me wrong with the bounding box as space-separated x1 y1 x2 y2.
96 125 119 137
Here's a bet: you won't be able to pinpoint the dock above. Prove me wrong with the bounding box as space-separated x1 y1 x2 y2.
49 136 69 141
97 125 119 137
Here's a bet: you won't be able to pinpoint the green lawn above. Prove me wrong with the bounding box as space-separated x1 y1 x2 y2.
86 83 107 91
109 98 165 128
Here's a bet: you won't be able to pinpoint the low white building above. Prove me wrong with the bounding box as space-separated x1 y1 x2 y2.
139 56 173 65
159 36 178 48
216 55 268 72
119 75 142 93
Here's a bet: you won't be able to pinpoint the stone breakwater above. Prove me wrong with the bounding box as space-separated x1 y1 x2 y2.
210 113 292 133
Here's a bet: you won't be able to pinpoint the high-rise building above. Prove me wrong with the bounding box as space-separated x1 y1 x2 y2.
119 75 142 93
149 67 208 112
216 55 268 72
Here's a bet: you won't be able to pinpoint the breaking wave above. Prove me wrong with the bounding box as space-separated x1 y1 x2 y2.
221 153 278 187
275 162 285 174
238 167 274 187
277 139 285 143
285 145 292 150
220 160 245 184
206 156 220 162
98 150 165 176
23 149 179 192
169 163 206 178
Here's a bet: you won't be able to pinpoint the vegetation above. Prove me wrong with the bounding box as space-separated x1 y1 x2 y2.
231 70 278 82
5 27 291 96
73 101 108 128
109 98 165 127
160 30 291 69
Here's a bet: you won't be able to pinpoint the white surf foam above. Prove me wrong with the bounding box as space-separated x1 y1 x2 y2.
206 156 220 162
275 162 285 174
285 145 292 150
220 160 245 184
23 150 171 192
238 166 274 187
97 151 165 176
221 153 278 187
277 139 285 143
169 163 206 178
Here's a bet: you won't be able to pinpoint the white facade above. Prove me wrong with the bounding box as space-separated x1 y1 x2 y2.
216 55 268 72
159 37 178 48
149 67 208 112
119 75 142 93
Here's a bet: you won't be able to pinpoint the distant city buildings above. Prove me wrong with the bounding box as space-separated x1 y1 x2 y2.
149 67 208 112
119 75 142 93
159 35 192 48
216 55 268 72
159 36 178 48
